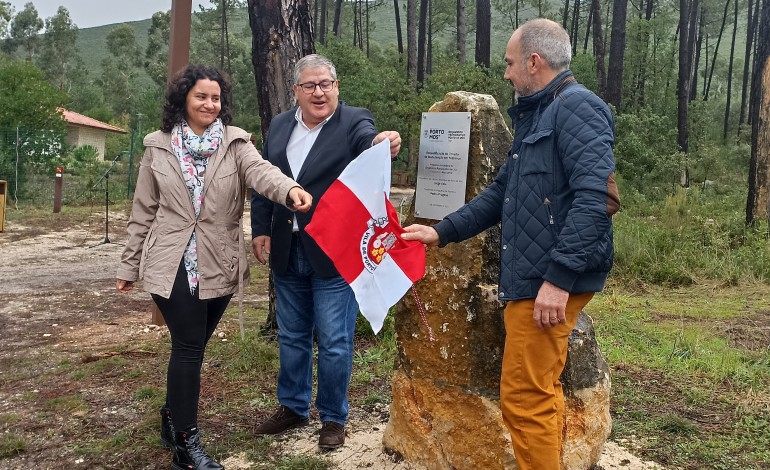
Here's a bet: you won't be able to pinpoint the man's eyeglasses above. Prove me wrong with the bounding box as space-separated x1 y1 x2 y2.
297 80 336 94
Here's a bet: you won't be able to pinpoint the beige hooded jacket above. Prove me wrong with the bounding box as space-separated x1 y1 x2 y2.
117 126 299 299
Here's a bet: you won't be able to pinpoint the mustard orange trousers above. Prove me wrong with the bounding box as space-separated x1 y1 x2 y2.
500 292 594 470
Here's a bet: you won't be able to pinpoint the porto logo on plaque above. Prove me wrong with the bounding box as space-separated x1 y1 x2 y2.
415 112 471 221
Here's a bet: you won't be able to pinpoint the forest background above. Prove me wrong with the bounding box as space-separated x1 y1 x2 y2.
0 0 770 468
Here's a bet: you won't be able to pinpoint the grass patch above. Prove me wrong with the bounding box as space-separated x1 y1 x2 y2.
0 413 21 424
134 386 163 402
122 368 144 380
612 188 770 287
361 391 389 406
43 394 88 414
590 284 770 468
0 433 26 458
207 328 280 379
274 455 334 470
70 355 129 380
656 414 699 435
70 431 133 457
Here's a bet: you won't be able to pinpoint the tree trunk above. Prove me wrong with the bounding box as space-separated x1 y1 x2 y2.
677 0 693 180
417 0 428 85
427 0 433 74
313 0 319 34
749 0 761 125
407 0 417 86
706 0 732 100
702 33 709 98
353 0 359 49
746 0 769 225
457 0 466 63
515 0 520 29
583 5 593 53
563 0 571 29
359 0 364 49
333 0 343 36
319 0 327 44
395 0 404 55
606 0 629 113
635 0 655 108
247 0 314 330
724 0 738 141
690 7 703 102
740 0 757 126
475 0 491 68
591 0 607 98
214 1 232 76
665 26 680 114
570 0 581 56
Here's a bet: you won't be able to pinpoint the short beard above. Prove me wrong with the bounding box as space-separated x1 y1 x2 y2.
515 79 537 99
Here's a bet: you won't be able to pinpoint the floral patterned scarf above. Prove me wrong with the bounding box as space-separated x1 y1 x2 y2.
171 118 224 294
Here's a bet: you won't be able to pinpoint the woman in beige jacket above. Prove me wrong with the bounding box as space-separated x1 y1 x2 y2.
116 64 311 470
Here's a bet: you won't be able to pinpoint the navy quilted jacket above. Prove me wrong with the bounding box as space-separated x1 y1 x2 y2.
433 71 620 302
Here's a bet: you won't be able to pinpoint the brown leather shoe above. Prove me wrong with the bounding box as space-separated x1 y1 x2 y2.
254 406 309 436
318 421 345 450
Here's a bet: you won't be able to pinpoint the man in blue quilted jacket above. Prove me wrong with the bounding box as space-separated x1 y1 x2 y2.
402 18 620 470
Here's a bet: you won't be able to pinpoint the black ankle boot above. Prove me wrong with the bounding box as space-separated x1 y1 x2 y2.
160 407 175 448
172 426 224 470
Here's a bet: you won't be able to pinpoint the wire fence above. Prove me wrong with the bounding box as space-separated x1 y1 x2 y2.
0 126 138 210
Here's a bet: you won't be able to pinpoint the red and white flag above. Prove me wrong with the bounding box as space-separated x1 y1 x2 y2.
305 139 426 334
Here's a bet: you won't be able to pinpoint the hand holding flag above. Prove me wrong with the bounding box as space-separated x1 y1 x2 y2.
305 139 426 334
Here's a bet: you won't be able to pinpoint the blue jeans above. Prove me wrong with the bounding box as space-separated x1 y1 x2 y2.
273 235 359 425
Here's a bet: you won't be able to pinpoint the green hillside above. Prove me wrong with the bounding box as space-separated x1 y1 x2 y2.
74 3 525 79
77 19 152 76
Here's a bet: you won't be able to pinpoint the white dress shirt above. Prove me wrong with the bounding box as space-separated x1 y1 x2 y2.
287 108 332 231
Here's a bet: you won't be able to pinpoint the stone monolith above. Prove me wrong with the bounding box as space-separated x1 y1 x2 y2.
382 91 611 470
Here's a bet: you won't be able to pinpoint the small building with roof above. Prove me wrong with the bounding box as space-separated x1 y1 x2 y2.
58 108 127 161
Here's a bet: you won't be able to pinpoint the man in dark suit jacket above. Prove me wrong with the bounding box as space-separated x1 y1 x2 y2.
250 54 401 450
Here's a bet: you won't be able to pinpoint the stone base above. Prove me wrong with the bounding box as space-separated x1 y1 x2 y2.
383 370 516 470
384 367 611 470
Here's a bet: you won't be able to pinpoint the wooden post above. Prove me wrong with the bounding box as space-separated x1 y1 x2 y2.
150 0 192 328
168 0 192 80
151 303 166 327
0 180 6 233
53 167 63 213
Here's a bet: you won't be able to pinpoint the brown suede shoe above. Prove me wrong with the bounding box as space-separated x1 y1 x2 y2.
254 406 309 436
318 421 345 450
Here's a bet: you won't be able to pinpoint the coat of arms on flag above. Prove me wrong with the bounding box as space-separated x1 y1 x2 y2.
305 139 426 334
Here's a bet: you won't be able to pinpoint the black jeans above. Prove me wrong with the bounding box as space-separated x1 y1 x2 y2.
151 261 232 431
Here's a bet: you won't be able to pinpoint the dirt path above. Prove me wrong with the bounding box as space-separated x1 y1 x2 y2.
0 207 662 469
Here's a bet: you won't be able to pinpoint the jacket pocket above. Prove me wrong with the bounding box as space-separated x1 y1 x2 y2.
212 162 241 220
519 128 554 175
516 128 554 208
516 129 556 279
220 224 240 272
139 225 158 278
150 157 171 176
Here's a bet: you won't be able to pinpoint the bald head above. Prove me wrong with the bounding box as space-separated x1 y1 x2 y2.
513 18 572 73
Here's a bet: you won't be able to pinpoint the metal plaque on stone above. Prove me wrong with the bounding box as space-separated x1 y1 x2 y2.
415 112 471 221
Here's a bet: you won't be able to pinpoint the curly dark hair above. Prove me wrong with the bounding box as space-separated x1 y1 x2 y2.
161 64 233 133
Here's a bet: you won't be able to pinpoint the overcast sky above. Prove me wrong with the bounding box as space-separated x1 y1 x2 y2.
6 1 210 29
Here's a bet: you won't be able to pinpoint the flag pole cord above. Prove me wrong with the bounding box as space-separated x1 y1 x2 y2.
411 285 436 343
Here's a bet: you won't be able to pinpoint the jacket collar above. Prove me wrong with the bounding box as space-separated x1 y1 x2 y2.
508 70 575 117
